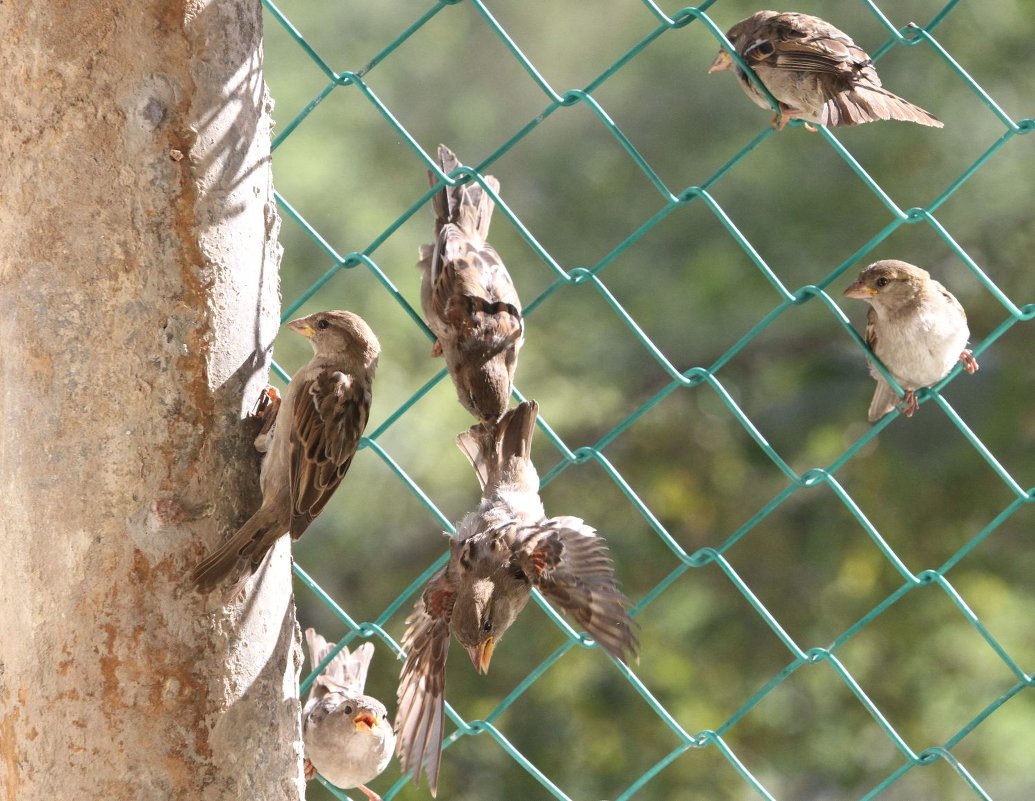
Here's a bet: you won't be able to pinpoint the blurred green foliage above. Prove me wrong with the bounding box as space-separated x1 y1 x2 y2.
260 1 1033 799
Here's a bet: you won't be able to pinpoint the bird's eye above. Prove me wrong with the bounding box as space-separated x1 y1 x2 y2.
344 705 353 714
316 318 330 330
482 620 493 633
876 277 889 288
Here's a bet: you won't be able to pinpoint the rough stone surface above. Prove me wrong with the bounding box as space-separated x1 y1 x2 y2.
0 2 301 799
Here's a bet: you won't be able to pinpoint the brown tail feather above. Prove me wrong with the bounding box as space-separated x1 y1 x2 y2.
822 85 942 128
456 400 538 492
429 143 500 242
190 506 280 595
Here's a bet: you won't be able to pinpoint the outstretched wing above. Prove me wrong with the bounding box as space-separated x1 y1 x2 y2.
396 570 455 797
514 516 639 663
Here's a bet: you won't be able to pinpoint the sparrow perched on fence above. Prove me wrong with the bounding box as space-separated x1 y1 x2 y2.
190 310 379 596
708 11 943 130
395 400 638 796
418 143 524 426
302 629 395 801
844 260 978 421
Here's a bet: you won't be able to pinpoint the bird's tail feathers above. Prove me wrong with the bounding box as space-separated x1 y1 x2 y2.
304 628 374 702
189 507 278 597
868 378 899 422
456 399 538 492
822 85 942 128
429 143 499 241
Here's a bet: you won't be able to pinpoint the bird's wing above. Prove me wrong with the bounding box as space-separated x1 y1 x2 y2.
288 369 370 537
425 146 522 352
744 13 870 80
864 305 879 352
934 280 968 323
513 517 639 663
429 233 523 352
395 569 454 797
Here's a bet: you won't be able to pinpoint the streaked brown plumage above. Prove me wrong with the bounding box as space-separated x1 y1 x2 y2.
709 11 943 129
844 260 977 421
418 143 523 425
395 401 638 796
190 310 379 596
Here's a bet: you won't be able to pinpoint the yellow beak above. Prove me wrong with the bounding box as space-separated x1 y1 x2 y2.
353 710 378 733
287 317 315 338
708 50 733 74
467 637 495 675
843 280 876 299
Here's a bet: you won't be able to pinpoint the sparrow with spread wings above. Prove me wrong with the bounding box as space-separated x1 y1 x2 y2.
394 400 638 795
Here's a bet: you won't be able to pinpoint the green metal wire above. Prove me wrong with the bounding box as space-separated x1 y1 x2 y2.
261 0 1034 798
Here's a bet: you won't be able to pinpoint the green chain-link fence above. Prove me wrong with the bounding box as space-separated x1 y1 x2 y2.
259 1 1033 798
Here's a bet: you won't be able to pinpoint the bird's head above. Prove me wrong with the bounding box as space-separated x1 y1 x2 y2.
339 695 391 735
287 310 381 367
451 573 529 675
843 260 929 308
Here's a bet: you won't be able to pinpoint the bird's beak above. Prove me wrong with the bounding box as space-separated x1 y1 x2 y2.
708 50 733 74
467 637 495 675
287 317 315 338
843 280 876 299
352 710 378 733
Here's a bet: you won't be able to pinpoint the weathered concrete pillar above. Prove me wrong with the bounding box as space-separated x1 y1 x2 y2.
0 2 302 799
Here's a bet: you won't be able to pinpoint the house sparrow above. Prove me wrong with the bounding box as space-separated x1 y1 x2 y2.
190 310 379 595
708 11 943 129
844 260 978 421
395 400 638 796
418 143 523 426
302 628 395 801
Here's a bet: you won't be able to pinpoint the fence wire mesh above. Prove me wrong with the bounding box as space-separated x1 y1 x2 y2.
259 1 1033 799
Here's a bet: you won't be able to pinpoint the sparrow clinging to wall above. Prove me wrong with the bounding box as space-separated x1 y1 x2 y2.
190 310 378 596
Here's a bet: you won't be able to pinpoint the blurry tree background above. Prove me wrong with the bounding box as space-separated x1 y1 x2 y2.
261 1 1033 799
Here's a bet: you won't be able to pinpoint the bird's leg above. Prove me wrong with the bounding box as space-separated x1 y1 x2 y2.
899 390 919 417
959 350 979 374
303 758 316 781
771 106 808 131
356 785 383 801
251 386 281 453
431 339 443 357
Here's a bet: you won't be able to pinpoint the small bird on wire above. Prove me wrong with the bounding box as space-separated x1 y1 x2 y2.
418 143 524 426
844 260 978 421
302 629 395 801
708 11 943 130
394 400 638 796
190 310 379 596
